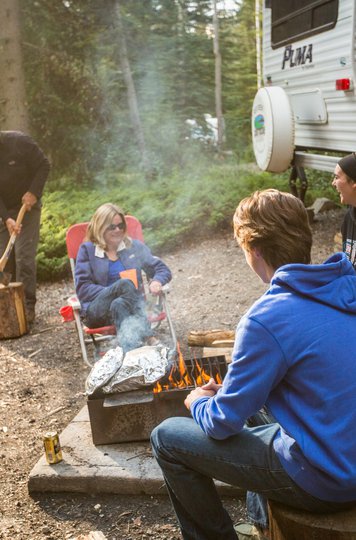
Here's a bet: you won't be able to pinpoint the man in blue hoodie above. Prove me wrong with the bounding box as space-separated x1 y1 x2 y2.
151 189 356 540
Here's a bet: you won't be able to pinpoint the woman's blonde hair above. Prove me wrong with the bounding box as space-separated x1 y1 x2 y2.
233 189 312 269
86 203 131 250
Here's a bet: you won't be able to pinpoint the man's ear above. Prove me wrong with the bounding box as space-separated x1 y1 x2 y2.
251 247 262 258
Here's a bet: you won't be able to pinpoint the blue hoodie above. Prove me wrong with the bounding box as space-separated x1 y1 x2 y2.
191 253 356 502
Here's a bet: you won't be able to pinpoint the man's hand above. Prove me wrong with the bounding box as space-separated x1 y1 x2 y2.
22 192 37 211
5 218 21 235
201 378 222 393
149 280 162 295
184 378 219 411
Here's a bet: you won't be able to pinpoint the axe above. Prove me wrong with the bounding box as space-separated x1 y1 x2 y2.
0 204 28 286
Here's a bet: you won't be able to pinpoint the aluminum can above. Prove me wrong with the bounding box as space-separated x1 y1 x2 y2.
43 431 63 464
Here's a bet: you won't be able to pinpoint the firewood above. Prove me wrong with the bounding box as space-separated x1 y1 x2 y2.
0 282 28 339
202 347 232 364
211 339 235 347
187 329 235 347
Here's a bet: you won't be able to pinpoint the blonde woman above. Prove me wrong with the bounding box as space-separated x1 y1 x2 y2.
75 203 172 353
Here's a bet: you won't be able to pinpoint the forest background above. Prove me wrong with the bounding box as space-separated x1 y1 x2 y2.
0 0 336 280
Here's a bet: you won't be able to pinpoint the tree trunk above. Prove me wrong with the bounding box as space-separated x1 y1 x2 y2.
255 0 262 89
176 0 187 118
0 0 29 131
114 0 150 172
213 0 224 152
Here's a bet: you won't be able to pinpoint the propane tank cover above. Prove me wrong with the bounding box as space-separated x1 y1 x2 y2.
252 86 295 173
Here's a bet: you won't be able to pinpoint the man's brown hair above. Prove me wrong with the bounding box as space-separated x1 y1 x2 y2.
233 189 312 269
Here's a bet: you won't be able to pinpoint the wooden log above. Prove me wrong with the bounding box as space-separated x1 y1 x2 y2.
211 339 235 347
188 329 235 347
0 282 28 338
268 500 356 540
202 347 232 364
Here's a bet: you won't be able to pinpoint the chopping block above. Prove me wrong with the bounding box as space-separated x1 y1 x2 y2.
0 282 28 338
268 500 356 540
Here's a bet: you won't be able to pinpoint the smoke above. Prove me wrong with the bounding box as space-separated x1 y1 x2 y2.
117 314 151 354
87 2 216 181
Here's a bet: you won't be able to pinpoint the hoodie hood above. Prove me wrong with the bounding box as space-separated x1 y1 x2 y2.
271 252 356 314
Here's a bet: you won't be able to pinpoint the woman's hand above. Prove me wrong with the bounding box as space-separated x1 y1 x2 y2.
184 378 219 410
149 280 162 295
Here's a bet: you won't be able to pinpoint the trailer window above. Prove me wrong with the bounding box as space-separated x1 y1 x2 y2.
270 0 338 48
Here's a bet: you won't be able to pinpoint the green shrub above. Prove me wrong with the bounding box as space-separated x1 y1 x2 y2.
37 161 334 281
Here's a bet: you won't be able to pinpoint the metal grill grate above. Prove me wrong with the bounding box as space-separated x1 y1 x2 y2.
158 354 228 393
87 354 229 444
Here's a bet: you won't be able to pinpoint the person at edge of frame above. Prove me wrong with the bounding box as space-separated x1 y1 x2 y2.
0 131 50 325
151 188 356 540
332 152 356 268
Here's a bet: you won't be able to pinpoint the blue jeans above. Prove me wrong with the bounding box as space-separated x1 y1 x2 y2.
85 279 153 352
151 416 354 540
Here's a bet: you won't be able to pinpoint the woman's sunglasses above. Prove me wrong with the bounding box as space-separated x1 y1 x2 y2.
106 222 125 231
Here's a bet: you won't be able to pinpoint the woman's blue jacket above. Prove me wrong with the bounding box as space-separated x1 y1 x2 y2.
75 239 172 314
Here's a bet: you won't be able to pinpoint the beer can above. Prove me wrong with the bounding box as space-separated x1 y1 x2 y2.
43 431 63 464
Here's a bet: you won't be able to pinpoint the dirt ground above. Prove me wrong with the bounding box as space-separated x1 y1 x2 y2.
0 207 344 540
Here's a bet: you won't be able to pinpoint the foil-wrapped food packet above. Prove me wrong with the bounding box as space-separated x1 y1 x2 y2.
85 346 124 396
102 345 170 393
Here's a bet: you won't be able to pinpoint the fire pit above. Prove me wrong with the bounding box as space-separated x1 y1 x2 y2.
87 354 228 445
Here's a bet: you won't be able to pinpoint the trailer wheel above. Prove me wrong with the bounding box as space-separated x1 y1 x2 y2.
252 86 294 173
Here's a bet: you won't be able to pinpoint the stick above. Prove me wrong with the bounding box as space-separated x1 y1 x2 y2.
30 327 53 336
41 405 66 419
28 348 42 358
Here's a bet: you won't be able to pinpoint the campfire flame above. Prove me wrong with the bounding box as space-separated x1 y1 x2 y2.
194 359 211 386
153 343 220 393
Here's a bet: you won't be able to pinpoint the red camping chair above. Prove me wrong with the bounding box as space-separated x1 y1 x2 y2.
61 216 175 367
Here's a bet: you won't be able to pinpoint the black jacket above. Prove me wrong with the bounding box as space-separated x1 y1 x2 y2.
341 206 356 268
0 131 50 221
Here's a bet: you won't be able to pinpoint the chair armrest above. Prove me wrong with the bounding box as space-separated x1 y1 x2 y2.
67 295 81 310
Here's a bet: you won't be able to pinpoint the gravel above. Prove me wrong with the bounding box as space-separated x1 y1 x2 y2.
0 208 343 539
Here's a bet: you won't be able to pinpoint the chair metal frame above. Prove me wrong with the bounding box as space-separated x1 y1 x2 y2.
64 216 175 367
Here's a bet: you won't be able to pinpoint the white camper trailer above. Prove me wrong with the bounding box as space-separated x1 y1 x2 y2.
252 0 356 198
